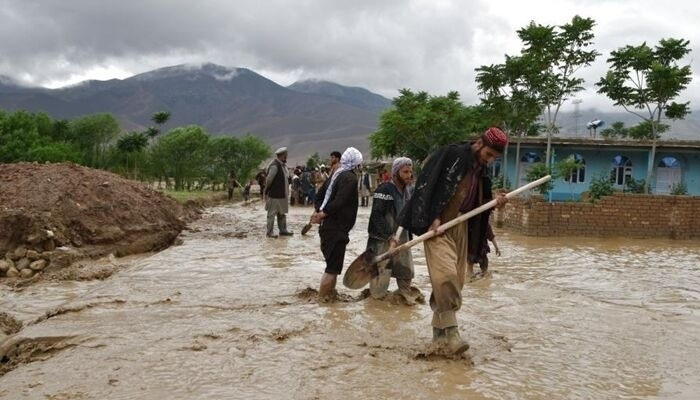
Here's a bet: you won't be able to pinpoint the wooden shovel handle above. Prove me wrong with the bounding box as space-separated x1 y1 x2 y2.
374 175 551 263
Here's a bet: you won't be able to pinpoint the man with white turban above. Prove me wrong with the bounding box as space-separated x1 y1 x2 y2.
312 147 363 300
366 157 422 304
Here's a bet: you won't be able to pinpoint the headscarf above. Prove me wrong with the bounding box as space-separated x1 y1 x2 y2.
320 147 363 211
482 127 509 152
392 157 412 177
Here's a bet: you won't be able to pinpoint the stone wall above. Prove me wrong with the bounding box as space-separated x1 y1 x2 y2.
494 193 700 239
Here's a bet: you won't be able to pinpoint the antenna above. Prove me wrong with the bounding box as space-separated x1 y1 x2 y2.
572 99 583 135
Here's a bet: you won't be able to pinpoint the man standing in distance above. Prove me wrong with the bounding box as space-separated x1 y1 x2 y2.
399 128 508 355
329 151 341 175
265 147 293 238
312 147 362 300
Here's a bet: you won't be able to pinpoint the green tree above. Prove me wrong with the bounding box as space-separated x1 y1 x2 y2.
555 155 583 200
116 131 149 177
306 152 322 170
27 142 83 163
146 111 171 139
231 135 271 183
0 110 41 162
517 16 600 167
370 89 488 162
476 55 544 189
525 162 554 195
596 38 692 193
628 120 670 140
150 125 209 190
68 113 120 167
600 121 629 139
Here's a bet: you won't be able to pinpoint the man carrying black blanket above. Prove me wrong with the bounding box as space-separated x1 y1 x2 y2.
399 127 509 355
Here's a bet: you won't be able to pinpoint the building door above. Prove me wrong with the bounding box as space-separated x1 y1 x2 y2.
656 156 682 194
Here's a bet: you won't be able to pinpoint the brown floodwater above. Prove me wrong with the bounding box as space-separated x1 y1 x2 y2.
2 201 700 399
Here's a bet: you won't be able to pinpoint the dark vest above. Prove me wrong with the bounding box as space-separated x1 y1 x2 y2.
266 159 287 199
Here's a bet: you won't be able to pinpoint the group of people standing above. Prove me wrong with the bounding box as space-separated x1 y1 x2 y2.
262 127 509 356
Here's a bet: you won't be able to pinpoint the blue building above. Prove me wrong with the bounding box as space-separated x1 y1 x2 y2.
491 137 700 201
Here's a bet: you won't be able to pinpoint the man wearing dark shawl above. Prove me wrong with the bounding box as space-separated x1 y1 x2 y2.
399 127 509 355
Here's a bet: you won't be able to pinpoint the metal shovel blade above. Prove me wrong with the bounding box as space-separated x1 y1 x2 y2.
343 249 376 289
301 223 313 236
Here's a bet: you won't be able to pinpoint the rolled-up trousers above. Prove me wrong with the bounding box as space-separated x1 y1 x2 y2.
423 223 471 329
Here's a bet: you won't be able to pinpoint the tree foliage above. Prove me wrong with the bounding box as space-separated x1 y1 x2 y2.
525 162 554 195
597 38 692 192
370 89 488 162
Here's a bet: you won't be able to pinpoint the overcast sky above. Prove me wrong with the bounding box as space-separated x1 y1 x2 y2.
1 0 698 112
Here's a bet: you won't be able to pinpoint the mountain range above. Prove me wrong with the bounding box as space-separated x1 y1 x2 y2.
1 63 698 164
0 63 392 163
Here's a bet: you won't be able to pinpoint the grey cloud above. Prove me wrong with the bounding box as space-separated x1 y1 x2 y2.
0 0 697 111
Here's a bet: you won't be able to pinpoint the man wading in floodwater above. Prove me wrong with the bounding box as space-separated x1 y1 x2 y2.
265 147 293 238
312 147 362 300
367 157 423 304
399 127 508 356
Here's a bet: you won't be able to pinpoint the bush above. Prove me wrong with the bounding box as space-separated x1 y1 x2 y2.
492 174 510 190
670 182 688 195
525 162 554 195
589 174 613 202
624 177 645 193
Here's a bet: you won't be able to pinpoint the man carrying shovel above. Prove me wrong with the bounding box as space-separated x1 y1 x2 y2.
399 127 509 356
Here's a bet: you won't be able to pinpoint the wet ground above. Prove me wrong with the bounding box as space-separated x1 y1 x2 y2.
2 201 700 399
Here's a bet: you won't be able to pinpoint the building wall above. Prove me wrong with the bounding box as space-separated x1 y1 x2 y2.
498 143 700 199
495 193 700 239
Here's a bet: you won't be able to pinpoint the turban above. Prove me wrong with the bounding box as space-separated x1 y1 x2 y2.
482 127 508 152
392 157 412 177
319 147 363 211
275 147 288 155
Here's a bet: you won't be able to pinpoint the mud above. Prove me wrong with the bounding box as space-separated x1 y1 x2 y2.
1 203 700 399
0 163 195 284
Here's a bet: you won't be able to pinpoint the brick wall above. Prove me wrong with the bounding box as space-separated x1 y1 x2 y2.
494 193 700 239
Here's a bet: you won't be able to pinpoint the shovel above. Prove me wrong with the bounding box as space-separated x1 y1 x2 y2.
343 175 552 289
301 215 314 235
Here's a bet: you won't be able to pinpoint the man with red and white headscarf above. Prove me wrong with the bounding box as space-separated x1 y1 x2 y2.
398 127 509 356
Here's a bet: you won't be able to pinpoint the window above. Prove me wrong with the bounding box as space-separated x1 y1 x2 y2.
658 156 681 168
490 158 502 178
610 155 633 186
567 153 586 183
521 152 541 163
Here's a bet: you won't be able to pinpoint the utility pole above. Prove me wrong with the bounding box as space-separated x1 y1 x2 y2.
572 99 583 136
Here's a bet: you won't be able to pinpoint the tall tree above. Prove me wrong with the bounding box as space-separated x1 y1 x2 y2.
370 89 488 162
597 38 692 193
68 113 120 167
116 131 149 176
147 111 171 139
476 55 543 188
150 125 209 190
518 16 600 167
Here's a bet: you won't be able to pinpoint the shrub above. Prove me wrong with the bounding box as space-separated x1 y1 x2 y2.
670 182 688 195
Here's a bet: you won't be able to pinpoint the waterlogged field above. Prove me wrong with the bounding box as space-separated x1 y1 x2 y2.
2 203 700 399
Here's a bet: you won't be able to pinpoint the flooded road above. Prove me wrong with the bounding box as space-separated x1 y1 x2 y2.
2 201 700 399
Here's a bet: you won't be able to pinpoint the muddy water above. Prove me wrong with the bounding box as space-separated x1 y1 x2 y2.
2 202 700 399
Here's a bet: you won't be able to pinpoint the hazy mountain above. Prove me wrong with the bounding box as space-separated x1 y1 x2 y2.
287 79 392 112
0 63 392 162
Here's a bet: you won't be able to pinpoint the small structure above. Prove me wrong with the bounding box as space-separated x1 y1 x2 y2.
493 137 700 200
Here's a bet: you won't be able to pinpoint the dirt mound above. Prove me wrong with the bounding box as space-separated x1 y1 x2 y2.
0 162 194 281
